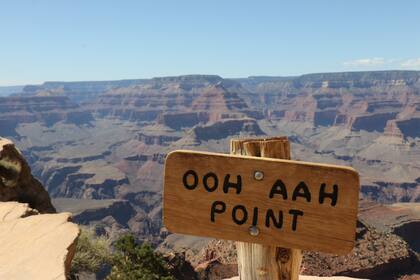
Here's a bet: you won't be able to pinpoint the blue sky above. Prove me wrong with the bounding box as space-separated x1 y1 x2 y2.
0 0 419 85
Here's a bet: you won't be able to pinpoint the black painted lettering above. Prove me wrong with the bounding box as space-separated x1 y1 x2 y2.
210 201 226 222
292 181 311 202
183 170 198 190
232 205 248 225
265 209 283 228
203 172 218 192
289 209 304 231
223 174 242 194
252 207 258 226
319 183 338 206
269 179 288 199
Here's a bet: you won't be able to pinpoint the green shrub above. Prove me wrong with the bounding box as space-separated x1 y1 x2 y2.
71 228 112 276
107 234 174 280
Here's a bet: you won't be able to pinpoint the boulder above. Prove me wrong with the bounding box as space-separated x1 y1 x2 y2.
0 137 55 213
0 201 79 280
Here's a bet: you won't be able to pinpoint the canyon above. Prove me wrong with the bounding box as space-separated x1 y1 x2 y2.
0 70 419 278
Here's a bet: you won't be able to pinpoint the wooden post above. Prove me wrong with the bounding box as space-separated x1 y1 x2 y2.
230 137 302 280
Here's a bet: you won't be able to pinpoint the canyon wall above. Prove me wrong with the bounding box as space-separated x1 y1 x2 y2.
2 71 419 278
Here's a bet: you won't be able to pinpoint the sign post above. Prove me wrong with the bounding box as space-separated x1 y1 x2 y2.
231 137 301 280
163 136 360 280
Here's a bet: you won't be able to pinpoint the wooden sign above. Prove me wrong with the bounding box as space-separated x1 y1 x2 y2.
163 150 360 254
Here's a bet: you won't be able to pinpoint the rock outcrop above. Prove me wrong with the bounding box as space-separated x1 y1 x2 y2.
0 202 79 280
0 137 55 213
197 260 238 280
358 202 420 253
191 217 417 279
302 222 414 278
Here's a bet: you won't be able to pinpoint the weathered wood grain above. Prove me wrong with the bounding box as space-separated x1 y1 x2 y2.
232 137 300 280
163 149 359 255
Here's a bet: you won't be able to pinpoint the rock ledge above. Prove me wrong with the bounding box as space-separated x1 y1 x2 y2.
0 201 79 280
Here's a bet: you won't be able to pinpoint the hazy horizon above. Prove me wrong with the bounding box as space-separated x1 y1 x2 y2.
2 69 420 88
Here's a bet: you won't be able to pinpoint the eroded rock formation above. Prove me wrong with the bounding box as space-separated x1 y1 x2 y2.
0 137 55 213
0 202 79 280
189 214 418 279
238 71 420 139
358 202 420 253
